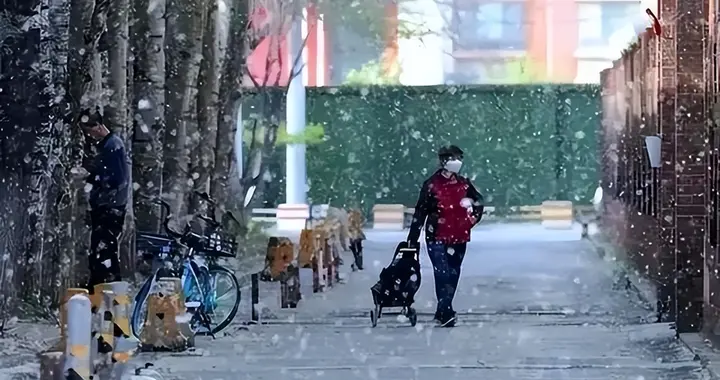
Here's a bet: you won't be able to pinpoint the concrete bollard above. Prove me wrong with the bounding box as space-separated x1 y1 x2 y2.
312 230 327 293
298 266 313 300
280 265 300 308
250 273 260 323
316 231 327 290
266 237 294 280
540 200 574 229
90 283 113 362
93 290 116 379
58 288 89 351
98 290 116 355
140 277 193 351
372 204 405 230
104 281 136 364
64 293 92 380
38 351 63 380
297 229 314 268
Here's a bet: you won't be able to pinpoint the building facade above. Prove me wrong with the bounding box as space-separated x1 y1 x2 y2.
246 0 652 87
399 0 652 85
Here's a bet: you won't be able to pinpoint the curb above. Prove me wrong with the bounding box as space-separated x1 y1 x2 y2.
584 233 657 312
678 333 720 379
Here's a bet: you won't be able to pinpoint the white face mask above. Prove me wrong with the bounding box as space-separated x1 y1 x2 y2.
444 159 462 173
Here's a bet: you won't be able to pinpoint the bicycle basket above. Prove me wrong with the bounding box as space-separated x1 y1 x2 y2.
203 232 237 258
136 232 174 260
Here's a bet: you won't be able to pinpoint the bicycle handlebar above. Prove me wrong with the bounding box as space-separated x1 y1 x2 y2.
140 193 225 252
193 190 222 228
194 190 216 206
153 198 185 240
198 215 220 229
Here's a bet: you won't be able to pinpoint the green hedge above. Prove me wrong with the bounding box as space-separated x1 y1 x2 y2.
245 84 600 215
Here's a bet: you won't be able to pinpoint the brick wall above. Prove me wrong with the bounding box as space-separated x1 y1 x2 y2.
599 0 710 333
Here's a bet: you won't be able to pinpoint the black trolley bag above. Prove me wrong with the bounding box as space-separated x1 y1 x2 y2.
369 241 421 327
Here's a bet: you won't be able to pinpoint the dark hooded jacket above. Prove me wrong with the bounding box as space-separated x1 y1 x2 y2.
87 132 130 208
407 169 484 244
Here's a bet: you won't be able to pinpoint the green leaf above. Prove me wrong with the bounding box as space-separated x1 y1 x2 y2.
277 122 325 145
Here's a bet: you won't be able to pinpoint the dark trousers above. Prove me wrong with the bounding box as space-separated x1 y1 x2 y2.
87 206 126 290
349 239 363 269
426 241 467 317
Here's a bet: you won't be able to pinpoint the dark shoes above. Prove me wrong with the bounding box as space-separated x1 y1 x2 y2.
351 253 363 270
435 310 457 327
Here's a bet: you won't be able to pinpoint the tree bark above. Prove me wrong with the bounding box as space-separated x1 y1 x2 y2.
106 0 134 273
191 0 228 210
106 0 128 134
132 0 166 232
65 0 109 288
210 0 248 210
164 0 208 217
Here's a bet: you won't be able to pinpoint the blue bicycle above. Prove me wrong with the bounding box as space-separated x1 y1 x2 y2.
131 193 242 338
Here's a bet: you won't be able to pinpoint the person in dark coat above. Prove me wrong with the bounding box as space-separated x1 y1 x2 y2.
407 145 484 327
79 109 130 289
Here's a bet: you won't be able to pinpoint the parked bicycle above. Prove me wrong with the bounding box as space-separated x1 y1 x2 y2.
130 189 253 339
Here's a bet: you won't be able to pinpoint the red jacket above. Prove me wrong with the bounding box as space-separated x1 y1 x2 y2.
407 170 484 244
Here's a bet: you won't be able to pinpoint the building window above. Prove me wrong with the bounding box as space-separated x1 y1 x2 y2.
577 2 640 47
453 1 525 51
448 58 516 84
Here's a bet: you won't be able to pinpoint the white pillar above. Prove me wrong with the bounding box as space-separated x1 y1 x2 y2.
278 16 309 231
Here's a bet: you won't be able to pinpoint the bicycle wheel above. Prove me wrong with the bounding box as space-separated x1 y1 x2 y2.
130 278 153 339
196 265 241 336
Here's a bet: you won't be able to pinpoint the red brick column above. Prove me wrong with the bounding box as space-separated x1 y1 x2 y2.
658 0 708 332
657 0 677 323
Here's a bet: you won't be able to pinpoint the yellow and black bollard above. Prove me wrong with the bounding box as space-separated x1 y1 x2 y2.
140 277 193 351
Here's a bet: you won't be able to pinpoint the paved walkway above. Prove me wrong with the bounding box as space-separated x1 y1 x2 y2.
134 223 709 379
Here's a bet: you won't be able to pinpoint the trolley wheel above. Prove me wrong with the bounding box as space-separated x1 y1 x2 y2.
370 308 378 327
407 307 417 326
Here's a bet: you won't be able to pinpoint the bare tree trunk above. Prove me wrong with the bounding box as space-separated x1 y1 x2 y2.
68 0 107 112
210 0 248 210
65 0 109 287
106 0 134 273
122 3 136 274
132 0 166 232
164 0 208 216
106 0 128 133
191 0 228 210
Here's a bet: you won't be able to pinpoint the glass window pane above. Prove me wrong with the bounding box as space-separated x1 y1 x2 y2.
578 3 602 41
578 1 641 46
602 2 640 41
476 3 504 40
453 1 525 50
